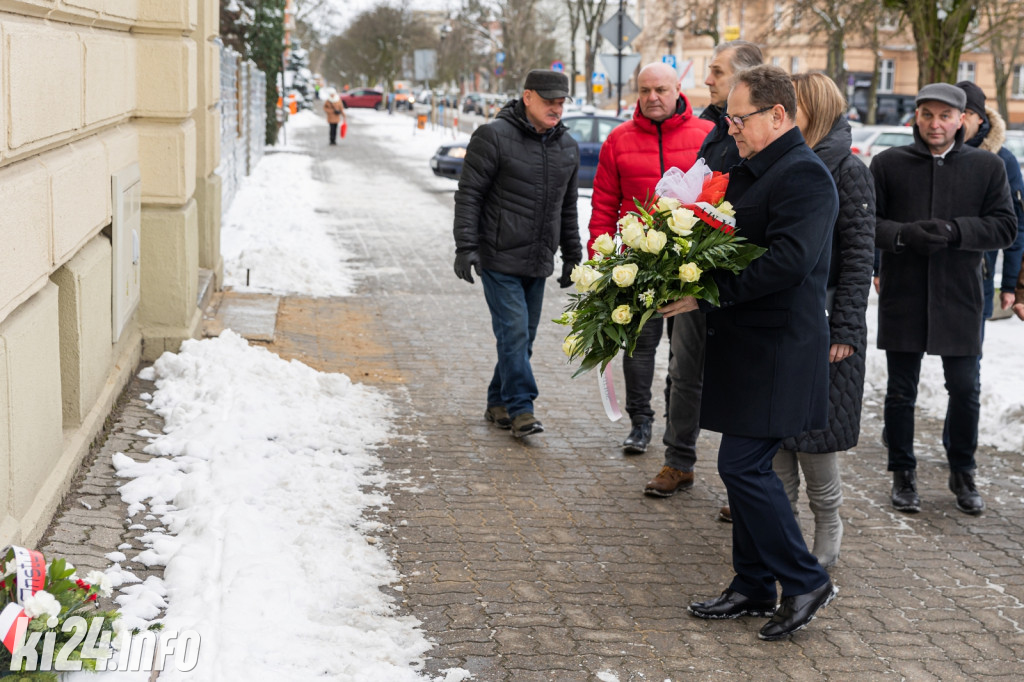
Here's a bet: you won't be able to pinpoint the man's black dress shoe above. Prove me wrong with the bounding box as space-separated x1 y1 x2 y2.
758 580 837 640
949 470 984 515
891 470 920 513
688 589 777 620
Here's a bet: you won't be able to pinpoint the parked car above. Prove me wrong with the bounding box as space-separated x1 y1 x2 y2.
430 112 626 187
1003 130 1024 170
339 88 383 109
462 92 484 114
850 125 914 164
393 87 415 110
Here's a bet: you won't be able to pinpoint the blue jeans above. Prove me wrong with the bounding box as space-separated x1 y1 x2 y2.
481 269 546 418
884 351 980 473
718 435 829 600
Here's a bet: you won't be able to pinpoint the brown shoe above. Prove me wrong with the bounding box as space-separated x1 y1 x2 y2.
718 506 732 523
644 466 695 497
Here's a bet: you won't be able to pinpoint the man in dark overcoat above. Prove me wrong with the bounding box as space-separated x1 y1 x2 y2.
871 83 1016 515
660 65 839 641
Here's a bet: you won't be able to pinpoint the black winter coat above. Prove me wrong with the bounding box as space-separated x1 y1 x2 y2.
453 100 582 278
782 118 875 454
871 127 1016 356
698 127 839 439
698 104 742 173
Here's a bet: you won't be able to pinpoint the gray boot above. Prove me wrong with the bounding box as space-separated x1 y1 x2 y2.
798 451 843 568
772 449 802 521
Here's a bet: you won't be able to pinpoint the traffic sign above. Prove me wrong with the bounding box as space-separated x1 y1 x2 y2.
496 51 505 64
598 10 642 51
598 53 643 82
551 61 564 72
662 55 677 70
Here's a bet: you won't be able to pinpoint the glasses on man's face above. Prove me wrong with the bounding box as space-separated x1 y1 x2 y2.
724 105 775 131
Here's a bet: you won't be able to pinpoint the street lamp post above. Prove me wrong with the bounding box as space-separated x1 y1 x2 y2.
667 27 675 56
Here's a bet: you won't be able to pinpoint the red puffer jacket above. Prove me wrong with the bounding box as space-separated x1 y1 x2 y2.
587 96 713 256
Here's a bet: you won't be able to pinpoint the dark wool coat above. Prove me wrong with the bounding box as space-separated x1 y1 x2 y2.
871 126 1016 356
781 118 875 454
587 96 712 255
453 100 582 278
698 104 743 173
698 127 839 439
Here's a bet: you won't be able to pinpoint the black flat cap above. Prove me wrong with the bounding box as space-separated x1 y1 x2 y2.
523 70 571 100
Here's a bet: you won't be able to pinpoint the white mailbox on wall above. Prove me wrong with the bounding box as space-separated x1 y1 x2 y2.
111 163 141 342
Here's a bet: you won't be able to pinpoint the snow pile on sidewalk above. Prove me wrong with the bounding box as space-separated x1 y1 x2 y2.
89 331 467 681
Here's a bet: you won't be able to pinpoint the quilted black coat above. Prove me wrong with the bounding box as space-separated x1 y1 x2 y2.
453 100 582 278
781 118 876 454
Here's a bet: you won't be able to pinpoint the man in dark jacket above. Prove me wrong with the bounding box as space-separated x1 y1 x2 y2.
661 65 838 641
646 40 763 499
452 70 582 438
588 62 712 457
955 81 1024 326
871 83 1016 515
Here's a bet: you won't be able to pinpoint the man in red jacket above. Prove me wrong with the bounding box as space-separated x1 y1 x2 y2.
588 62 713 456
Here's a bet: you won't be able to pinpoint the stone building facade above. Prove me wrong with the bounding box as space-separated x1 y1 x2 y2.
0 0 223 547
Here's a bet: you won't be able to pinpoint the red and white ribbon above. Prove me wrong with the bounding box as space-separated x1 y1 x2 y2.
12 546 46 604
0 602 28 654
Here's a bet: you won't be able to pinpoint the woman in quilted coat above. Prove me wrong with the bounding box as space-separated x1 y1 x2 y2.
773 73 876 567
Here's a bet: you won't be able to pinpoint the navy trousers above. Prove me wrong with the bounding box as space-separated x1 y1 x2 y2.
718 434 830 600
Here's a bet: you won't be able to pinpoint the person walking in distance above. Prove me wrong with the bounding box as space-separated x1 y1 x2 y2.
452 70 582 438
645 40 763 499
660 65 839 640
871 83 1015 515
769 72 876 569
323 90 347 146
588 62 712 455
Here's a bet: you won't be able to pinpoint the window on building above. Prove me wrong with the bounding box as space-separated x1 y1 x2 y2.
879 10 900 30
879 59 895 93
773 2 784 31
791 57 800 74
792 6 803 28
772 56 782 68
1012 65 1024 99
957 61 976 83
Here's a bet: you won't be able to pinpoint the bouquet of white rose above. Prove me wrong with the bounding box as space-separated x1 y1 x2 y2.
556 159 766 376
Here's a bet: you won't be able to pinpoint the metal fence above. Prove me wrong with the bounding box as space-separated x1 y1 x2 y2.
218 40 266 214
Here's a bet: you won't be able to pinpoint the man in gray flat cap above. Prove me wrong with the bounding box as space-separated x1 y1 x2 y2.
453 70 582 438
871 82 1015 515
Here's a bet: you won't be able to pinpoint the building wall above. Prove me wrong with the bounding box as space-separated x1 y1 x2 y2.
0 0 222 547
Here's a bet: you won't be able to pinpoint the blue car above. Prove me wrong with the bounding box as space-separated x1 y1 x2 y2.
430 112 626 188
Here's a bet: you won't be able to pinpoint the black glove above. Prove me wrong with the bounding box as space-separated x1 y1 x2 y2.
557 260 578 288
899 221 949 256
454 250 480 283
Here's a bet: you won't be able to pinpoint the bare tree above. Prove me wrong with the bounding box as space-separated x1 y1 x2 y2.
321 3 433 89
578 0 610 105
565 1 583 99
978 0 1024 122
884 0 978 87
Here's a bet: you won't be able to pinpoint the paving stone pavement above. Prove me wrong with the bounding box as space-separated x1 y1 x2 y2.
40 110 1024 681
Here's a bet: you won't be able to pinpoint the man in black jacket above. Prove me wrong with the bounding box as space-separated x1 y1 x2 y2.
661 65 838 641
871 83 1016 515
452 70 582 438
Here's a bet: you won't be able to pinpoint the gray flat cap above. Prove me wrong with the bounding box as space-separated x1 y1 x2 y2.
915 83 966 111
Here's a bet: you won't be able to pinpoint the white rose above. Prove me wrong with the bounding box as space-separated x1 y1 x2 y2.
592 233 616 256
668 207 699 236
641 229 668 254
611 305 633 325
562 335 581 357
620 222 645 249
678 262 703 283
572 265 602 293
655 196 682 213
717 200 736 217
610 263 638 288
23 590 61 619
